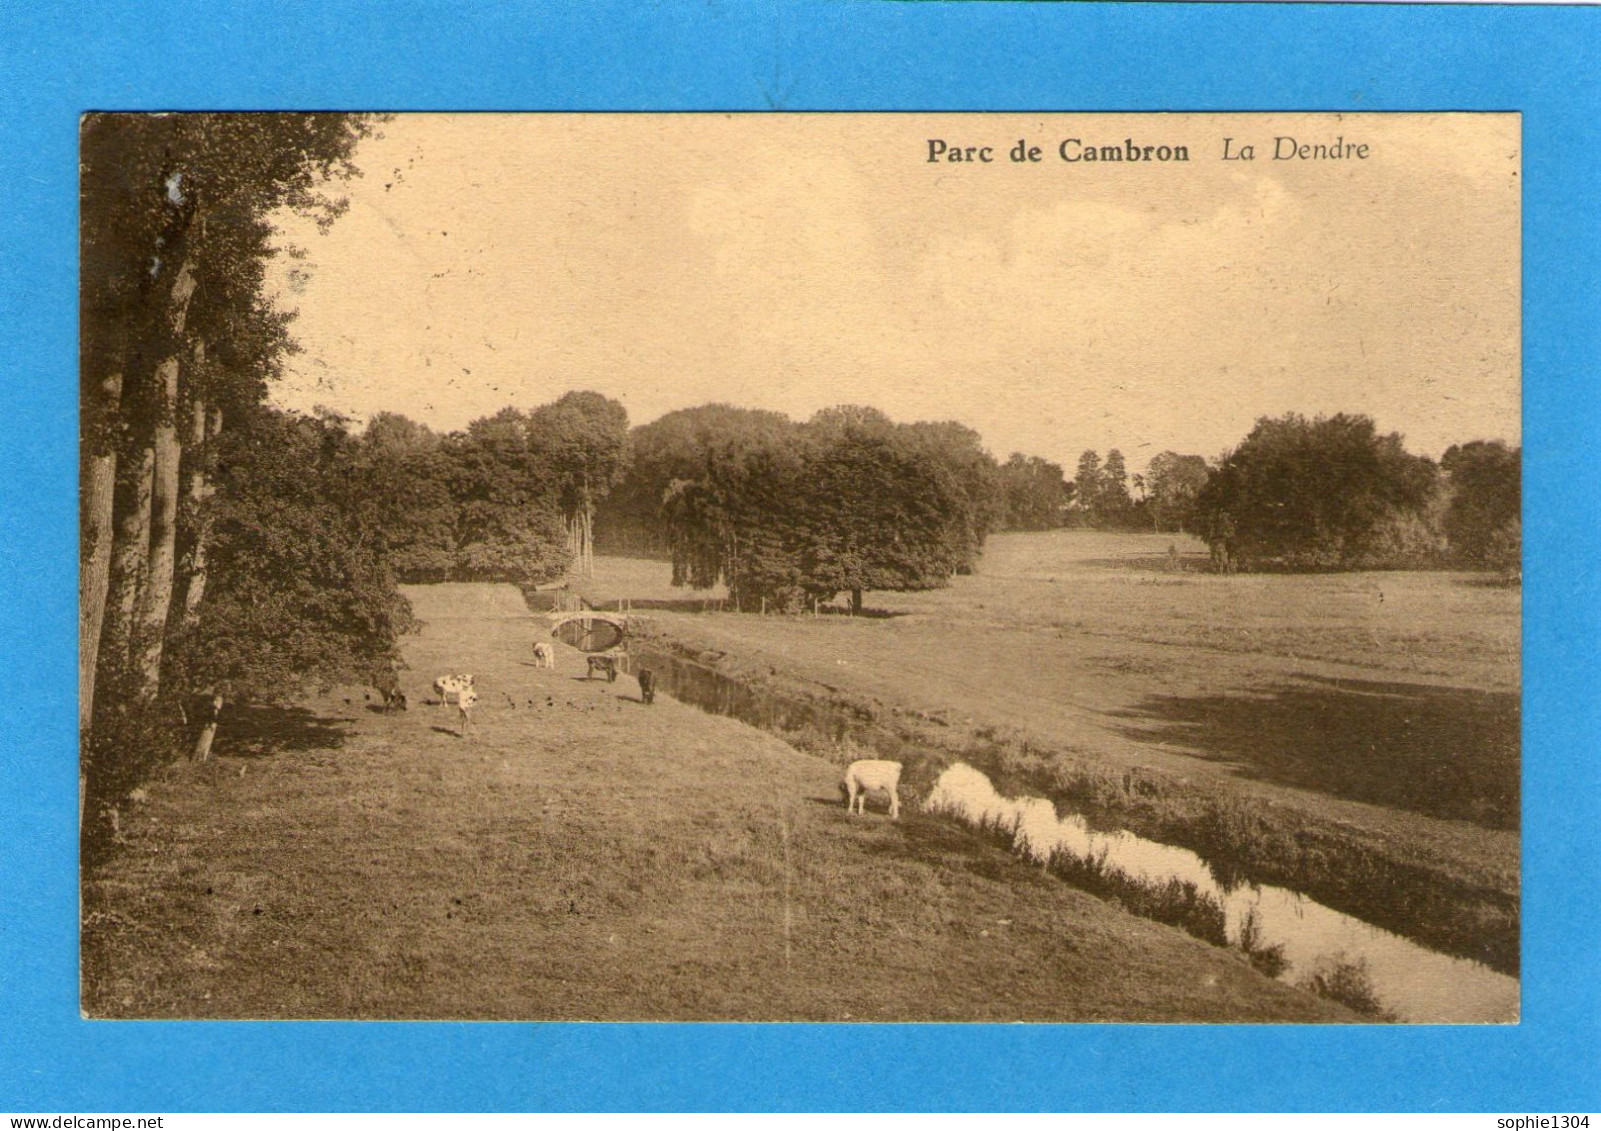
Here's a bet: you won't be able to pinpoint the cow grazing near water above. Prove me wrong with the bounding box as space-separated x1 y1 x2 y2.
843 759 903 820
638 669 655 705
434 673 475 709
586 655 619 682
532 642 555 670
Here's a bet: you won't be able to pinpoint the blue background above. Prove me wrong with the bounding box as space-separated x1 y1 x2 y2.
3 1 1597 1113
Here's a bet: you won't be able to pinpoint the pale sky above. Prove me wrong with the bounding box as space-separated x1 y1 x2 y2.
266 113 1520 470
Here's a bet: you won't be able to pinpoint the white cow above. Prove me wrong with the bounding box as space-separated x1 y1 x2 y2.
843 759 903 820
434 673 475 710
532 642 555 670
457 685 479 738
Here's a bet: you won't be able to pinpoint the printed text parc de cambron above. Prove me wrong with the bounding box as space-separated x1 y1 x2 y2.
924 136 1371 164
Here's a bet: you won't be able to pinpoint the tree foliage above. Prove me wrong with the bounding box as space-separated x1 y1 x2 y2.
1198 413 1439 570
1099 449 1135 525
996 453 1072 531
164 408 416 700
648 405 990 611
341 392 631 586
1074 450 1103 524
1441 441 1521 572
599 404 802 556
1145 452 1211 533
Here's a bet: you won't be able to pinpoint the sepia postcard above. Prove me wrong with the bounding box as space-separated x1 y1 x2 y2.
78 111 1523 1028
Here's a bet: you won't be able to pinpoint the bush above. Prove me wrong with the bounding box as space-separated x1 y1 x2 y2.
81 699 185 866
1200 413 1438 571
1351 509 1447 570
456 524 573 585
1297 954 1395 1019
1484 518 1521 577
1236 906 1289 978
1441 441 1520 569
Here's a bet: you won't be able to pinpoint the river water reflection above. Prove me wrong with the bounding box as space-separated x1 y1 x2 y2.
926 763 1519 1023
632 645 1518 1022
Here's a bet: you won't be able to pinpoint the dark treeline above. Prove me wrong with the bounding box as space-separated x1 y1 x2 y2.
1199 414 1520 574
600 405 1083 560
597 408 1520 579
348 392 631 586
79 113 397 849
599 405 1004 614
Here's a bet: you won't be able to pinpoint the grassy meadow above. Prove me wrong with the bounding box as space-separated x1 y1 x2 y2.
583 532 1521 970
82 580 1348 1021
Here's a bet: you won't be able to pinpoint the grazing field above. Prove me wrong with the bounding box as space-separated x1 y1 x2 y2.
82 582 1347 1021
579 532 1520 970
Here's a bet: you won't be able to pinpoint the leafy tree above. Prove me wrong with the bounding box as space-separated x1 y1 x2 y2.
347 415 458 581
1441 441 1521 571
893 419 1001 574
800 414 966 614
1198 413 1438 570
1145 452 1211 533
997 452 1071 531
661 415 813 607
525 391 632 576
81 112 377 729
657 404 975 613
599 403 792 556
1074 450 1103 524
1100 449 1135 527
165 409 414 703
364 410 442 455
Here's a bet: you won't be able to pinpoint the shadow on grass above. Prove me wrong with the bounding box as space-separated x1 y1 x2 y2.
214 704 350 759
1110 676 1519 828
615 597 733 614
850 812 1030 881
595 595 911 619
1078 554 1211 574
1455 574 1522 591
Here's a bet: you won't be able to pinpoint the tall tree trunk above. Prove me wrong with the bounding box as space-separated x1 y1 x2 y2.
132 355 183 702
174 369 220 629
99 441 154 698
79 368 123 732
130 257 197 703
192 692 223 762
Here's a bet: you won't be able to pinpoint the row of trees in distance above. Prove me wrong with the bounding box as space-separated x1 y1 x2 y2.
1199 415 1520 573
607 405 996 614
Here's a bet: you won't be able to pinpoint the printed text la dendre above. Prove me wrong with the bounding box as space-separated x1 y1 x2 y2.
926 136 1371 165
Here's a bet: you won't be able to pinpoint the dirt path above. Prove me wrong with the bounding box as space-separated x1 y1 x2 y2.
81 583 1348 1022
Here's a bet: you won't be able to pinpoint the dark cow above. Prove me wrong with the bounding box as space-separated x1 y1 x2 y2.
638 669 655 705
586 655 619 682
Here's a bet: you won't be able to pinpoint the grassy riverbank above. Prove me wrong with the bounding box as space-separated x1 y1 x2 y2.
589 534 1520 974
82 582 1345 1022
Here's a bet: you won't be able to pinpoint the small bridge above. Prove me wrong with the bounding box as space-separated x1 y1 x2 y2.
548 610 630 654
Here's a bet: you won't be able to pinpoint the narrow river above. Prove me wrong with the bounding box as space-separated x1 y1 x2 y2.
925 762 1518 1023
632 644 1519 1023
